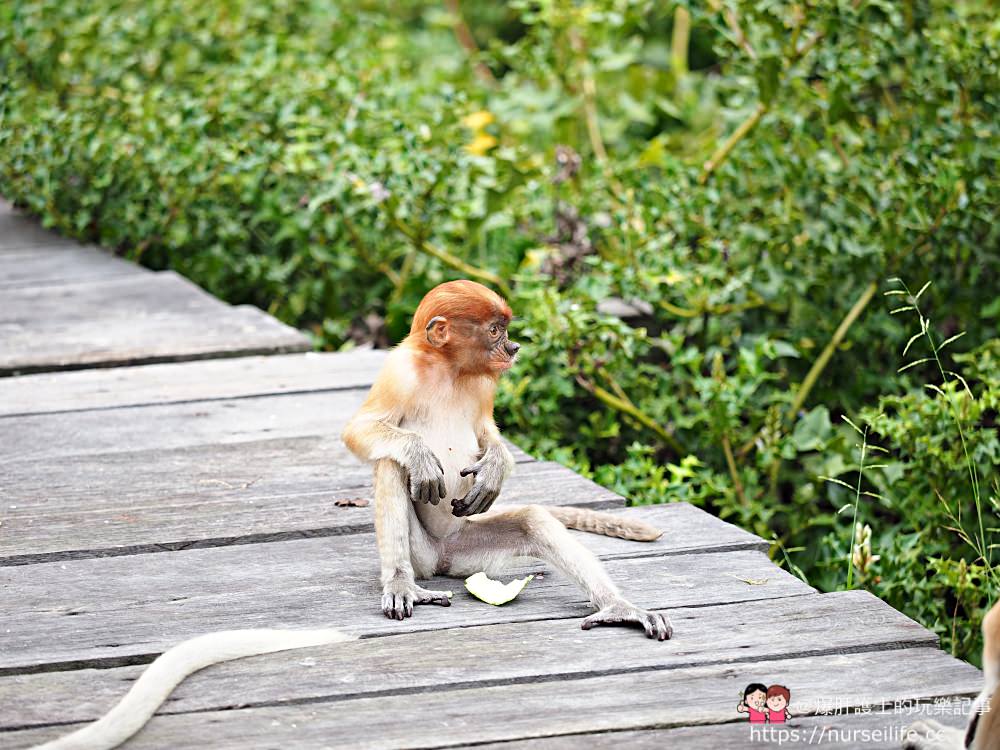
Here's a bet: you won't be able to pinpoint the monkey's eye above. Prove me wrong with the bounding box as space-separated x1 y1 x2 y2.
489 324 499 337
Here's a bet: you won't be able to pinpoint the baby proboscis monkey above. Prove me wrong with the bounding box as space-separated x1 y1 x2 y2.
342 280 672 639
31 280 670 750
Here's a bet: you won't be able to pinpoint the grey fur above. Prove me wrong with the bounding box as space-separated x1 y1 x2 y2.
403 435 447 505
452 442 515 517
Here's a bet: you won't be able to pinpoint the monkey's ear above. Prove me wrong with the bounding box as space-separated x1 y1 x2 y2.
425 316 450 347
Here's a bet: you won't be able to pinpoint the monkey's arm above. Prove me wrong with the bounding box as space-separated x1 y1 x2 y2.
342 377 446 505
452 418 515 517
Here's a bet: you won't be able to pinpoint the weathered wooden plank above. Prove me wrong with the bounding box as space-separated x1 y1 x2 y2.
0 271 309 375
2 648 979 749
470 709 971 750
0 591 935 732
0 352 387 417
0 200 81 252
0 388 528 463
0 246 146 289
0 545 810 671
0 455 612 564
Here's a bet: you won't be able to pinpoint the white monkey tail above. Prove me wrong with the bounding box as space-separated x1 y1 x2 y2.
545 506 663 542
32 628 355 750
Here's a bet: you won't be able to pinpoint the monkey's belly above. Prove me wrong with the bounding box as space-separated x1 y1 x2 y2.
403 416 479 538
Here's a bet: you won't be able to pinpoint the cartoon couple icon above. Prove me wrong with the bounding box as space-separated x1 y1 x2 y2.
738 683 791 724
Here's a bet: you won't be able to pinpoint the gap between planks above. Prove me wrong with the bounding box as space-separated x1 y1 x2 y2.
0 590 936 731
0 547 811 674
2 647 980 750
0 459 628 565
0 351 388 418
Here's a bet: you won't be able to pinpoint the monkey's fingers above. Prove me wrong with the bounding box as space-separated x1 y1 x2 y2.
646 612 673 641
451 483 491 516
451 496 471 517
412 479 441 505
468 486 499 516
581 604 673 641
381 592 414 620
459 461 482 478
414 587 453 607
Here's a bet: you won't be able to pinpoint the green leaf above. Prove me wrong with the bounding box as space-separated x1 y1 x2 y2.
937 331 966 352
841 414 864 435
898 358 933 372
902 331 923 357
755 56 782 106
791 406 833 452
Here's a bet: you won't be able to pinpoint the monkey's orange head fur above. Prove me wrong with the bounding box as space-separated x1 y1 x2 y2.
408 280 518 377
410 280 512 336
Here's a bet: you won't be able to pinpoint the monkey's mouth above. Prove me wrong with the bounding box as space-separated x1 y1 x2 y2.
494 354 517 371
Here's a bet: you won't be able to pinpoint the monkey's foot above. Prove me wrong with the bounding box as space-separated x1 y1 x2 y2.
381 581 453 621
902 719 964 750
581 601 672 640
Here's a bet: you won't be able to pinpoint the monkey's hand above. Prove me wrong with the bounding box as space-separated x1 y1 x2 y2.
453 444 513 517
404 438 447 505
381 579 453 620
581 599 673 641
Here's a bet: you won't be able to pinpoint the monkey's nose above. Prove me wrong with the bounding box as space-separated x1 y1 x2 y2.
506 341 521 356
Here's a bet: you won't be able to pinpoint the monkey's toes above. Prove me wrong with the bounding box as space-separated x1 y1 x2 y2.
381 592 414 620
581 604 673 641
646 612 673 640
414 586 453 607
381 586 452 619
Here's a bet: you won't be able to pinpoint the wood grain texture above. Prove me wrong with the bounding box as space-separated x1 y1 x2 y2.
0 351 388 417
0 546 810 671
0 246 147 289
471 708 972 750
0 388 532 463
0 271 309 375
3 648 979 750
0 456 620 563
0 590 935 731
0 200 82 252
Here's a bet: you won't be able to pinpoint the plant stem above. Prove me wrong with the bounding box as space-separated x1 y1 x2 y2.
577 374 684 456
708 0 756 60
388 211 512 298
698 103 767 184
902 281 986 568
568 28 608 163
846 425 868 589
671 6 691 75
789 280 877 418
444 0 496 86
722 433 748 507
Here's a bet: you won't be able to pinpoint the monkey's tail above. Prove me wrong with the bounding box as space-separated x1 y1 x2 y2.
31 628 354 750
546 506 663 542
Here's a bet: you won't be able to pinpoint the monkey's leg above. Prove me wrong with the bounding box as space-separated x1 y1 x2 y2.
373 459 453 620
447 506 672 640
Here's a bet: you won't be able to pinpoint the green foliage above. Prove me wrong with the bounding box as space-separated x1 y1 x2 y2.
2 0 998 662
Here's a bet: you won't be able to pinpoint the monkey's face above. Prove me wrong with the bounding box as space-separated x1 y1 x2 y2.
484 317 520 373
447 317 519 375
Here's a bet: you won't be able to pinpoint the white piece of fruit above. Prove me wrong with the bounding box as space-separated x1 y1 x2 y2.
464 572 534 605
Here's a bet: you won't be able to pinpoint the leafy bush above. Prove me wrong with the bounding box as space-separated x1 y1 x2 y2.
2 0 998 662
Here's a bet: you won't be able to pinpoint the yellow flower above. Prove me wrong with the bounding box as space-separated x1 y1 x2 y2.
465 133 498 156
461 110 495 131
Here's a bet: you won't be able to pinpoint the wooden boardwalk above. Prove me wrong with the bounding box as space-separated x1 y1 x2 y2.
0 200 983 748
